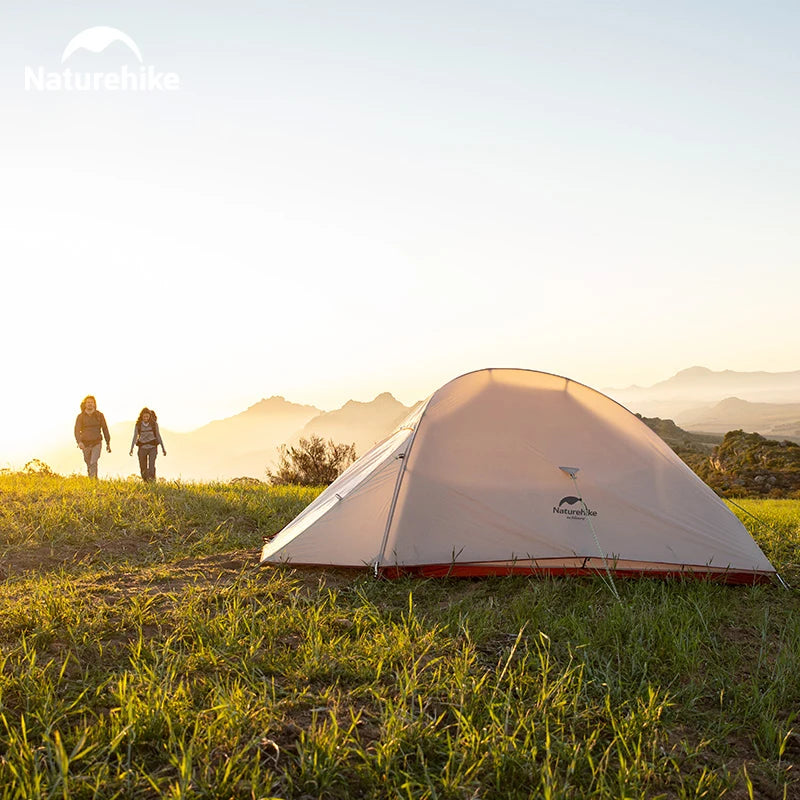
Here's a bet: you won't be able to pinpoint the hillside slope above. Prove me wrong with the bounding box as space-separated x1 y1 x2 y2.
0 474 798 797
694 430 800 498
637 416 800 498
678 397 800 438
636 414 721 470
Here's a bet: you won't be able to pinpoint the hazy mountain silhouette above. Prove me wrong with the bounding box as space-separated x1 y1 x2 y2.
38 394 418 482
40 396 321 482
607 367 800 421
677 397 800 438
35 367 800 482
163 396 322 481
297 392 418 457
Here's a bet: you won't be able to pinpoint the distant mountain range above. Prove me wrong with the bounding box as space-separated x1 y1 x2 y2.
606 366 800 439
677 398 800 437
609 366 800 404
36 366 800 481
40 393 418 482
301 392 419 456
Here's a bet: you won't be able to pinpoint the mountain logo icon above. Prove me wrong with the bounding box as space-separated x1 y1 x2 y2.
62 27 143 64
558 496 582 507
553 495 598 519
25 27 180 93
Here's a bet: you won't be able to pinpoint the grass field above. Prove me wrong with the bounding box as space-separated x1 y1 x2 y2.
0 473 799 799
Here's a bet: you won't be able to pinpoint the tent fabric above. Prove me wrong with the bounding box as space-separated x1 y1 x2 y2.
261 369 776 583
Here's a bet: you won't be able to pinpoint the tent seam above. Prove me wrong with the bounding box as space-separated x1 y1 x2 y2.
373 398 432 575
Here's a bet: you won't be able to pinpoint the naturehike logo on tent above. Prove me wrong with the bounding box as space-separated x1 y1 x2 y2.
553 496 598 519
24 26 181 92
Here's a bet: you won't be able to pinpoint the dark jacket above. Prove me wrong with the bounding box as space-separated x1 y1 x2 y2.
75 411 110 447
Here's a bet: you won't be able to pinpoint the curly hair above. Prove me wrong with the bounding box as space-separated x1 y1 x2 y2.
136 407 158 425
80 395 97 412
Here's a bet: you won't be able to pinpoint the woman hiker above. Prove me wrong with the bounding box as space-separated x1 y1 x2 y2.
74 395 111 478
129 407 166 482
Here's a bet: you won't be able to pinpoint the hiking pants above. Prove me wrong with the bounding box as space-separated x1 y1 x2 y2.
82 443 102 478
138 446 158 482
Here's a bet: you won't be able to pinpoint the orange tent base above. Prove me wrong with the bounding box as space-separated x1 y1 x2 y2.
379 561 775 585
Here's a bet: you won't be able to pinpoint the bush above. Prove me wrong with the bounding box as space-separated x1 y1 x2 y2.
23 459 58 477
267 435 356 487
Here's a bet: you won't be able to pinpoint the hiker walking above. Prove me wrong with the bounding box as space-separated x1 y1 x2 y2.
129 408 166 482
74 395 111 478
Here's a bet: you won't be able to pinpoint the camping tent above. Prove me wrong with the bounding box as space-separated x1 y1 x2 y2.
261 369 776 583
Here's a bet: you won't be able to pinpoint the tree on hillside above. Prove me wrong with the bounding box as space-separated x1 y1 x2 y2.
267 435 357 486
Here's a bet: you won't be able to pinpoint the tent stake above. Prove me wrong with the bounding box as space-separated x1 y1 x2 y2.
723 496 792 590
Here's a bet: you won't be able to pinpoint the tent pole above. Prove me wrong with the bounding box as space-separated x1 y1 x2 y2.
373 416 428 576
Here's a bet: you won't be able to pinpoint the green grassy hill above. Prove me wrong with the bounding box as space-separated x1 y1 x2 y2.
638 416 800 498
694 430 800 499
1 473 799 798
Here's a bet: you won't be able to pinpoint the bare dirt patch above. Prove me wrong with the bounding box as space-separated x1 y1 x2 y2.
0 539 153 578
81 549 261 597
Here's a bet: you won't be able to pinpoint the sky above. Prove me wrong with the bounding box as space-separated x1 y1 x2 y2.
2 1 799 465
